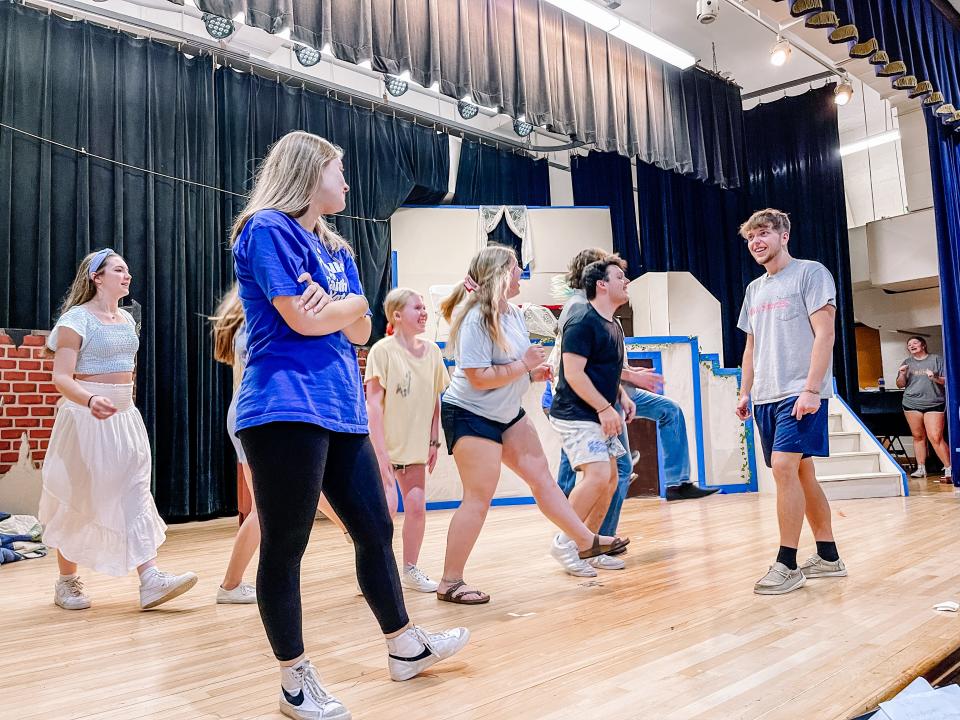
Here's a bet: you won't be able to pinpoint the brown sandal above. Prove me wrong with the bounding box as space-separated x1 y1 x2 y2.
436 579 491 605
578 534 630 560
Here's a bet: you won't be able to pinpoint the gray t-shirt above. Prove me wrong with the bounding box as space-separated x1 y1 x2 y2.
443 304 531 423
737 258 837 405
557 290 588 334
901 354 945 410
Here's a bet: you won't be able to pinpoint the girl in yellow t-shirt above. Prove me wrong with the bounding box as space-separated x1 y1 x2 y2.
365 288 450 592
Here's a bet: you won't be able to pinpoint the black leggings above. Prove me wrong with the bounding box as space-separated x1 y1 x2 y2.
239 422 409 662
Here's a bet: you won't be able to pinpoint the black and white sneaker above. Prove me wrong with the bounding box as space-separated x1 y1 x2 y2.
387 625 470 681
279 659 351 720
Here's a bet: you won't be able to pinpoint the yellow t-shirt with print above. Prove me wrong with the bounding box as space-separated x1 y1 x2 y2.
364 336 450 465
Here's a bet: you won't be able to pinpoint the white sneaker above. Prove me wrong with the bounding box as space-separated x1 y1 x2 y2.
217 582 257 604
588 554 625 570
279 659 351 720
54 576 91 610
401 565 439 593
799 555 847 578
387 625 470 682
139 568 198 610
911 465 927 478
549 534 597 578
753 562 806 595
945 466 952 479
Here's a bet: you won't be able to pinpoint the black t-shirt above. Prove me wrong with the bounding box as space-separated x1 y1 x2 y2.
551 303 624 423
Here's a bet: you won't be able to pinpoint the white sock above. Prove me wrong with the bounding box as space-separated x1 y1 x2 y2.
557 532 572 545
386 627 424 657
280 658 307 693
139 566 160 582
58 574 78 583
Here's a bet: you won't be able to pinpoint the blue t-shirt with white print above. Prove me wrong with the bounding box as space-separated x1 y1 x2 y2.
233 208 368 434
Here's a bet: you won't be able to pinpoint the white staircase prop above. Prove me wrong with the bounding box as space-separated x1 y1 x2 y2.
815 397 907 500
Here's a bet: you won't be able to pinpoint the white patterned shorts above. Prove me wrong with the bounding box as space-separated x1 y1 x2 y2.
550 417 626 469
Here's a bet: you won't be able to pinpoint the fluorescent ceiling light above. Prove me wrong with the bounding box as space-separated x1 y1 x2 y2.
544 0 695 69
839 130 901 157
544 0 618 32
609 21 696 69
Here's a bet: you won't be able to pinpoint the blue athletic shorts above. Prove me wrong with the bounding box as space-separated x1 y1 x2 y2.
754 396 829 468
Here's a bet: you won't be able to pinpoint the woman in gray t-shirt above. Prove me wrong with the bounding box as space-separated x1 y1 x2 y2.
896 336 951 480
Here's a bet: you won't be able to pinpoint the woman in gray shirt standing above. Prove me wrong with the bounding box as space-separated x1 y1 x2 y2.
897 336 951 480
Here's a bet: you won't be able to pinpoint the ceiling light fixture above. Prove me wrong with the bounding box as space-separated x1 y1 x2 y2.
295 45 321 67
543 0 695 70
513 119 534 137
769 36 792 66
834 74 854 106
458 100 479 120
202 13 235 40
839 129 901 157
385 75 409 97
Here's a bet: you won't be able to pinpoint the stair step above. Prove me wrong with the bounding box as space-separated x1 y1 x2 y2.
829 431 861 453
828 413 843 432
814 451 881 474
817 471 904 499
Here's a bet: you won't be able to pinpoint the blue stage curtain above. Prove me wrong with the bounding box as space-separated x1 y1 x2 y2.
926 115 960 479
808 1 960 127
570 152 642 278
635 86 859 404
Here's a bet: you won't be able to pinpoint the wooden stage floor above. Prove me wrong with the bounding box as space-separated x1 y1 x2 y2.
2 480 958 720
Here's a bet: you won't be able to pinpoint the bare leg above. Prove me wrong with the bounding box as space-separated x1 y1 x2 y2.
317 493 348 534
923 412 952 468
222 463 260 589
583 458 618 532
56 550 78 576
771 451 805 549
499 417 619 550
797 457 834 541
395 464 427 567
905 411 928 467
437 436 502 594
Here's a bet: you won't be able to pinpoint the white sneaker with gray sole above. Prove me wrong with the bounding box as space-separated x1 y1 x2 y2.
549 534 597 578
753 562 806 595
799 555 847 578
588 554 625 570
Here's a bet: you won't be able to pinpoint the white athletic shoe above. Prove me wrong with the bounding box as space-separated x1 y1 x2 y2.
400 565 439 593
588 554 626 570
139 568 198 610
753 562 806 595
911 464 927 478
54 576 91 610
549 534 597 578
216 582 257 604
945 466 952 479
387 625 470 682
279 659 351 720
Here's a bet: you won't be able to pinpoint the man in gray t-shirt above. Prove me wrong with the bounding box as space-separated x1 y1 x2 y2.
734 208 846 596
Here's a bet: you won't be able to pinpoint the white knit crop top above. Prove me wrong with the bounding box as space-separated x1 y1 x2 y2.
46 305 139 374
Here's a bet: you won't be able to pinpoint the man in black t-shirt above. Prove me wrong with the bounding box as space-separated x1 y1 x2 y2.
549 257 636 569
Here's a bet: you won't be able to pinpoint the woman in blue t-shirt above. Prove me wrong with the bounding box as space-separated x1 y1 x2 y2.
231 131 468 720
434 245 629 606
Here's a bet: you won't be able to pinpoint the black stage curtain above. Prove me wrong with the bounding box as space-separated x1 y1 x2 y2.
452 139 549 254
636 86 859 404
570 152 642 278
0 2 233 520
0 3 448 519
184 0 746 187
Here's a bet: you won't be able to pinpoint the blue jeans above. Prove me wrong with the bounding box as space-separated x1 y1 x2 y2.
556 389 690 535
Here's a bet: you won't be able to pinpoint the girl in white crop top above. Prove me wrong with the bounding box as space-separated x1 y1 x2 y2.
40 248 198 611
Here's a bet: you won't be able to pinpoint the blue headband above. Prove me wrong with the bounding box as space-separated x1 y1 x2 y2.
88 248 115 276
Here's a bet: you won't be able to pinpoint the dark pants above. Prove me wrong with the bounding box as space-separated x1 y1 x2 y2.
239 422 409 662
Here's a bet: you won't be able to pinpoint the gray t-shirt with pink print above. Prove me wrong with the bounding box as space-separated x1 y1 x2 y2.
737 258 837 405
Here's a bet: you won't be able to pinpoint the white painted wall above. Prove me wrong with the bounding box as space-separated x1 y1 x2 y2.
866 208 940 291
897 106 935 212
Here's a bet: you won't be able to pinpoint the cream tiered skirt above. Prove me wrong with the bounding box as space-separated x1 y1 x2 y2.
38 381 166 576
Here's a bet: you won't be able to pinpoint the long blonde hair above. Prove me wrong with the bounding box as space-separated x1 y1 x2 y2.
57 249 122 318
229 130 351 255
211 284 245 365
384 287 420 335
440 245 517 353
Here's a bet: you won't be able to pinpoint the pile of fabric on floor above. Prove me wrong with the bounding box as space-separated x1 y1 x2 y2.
0 511 47 565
